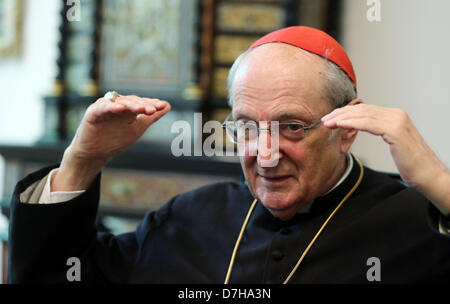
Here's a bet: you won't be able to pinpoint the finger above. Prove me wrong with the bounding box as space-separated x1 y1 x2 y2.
135 102 171 132
99 94 170 119
88 101 136 124
127 95 156 115
321 106 350 121
122 95 168 109
323 111 368 127
141 98 169 110
322 104 373 121
142 99 171 115
132 97 169 113
328 117 385 136
114 96 147 114
123 96 168 114
322 104 384 127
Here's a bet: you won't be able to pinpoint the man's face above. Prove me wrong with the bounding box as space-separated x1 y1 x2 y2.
232 44 349 221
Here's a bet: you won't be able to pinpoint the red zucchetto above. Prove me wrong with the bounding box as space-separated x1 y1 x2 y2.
249 26 357 90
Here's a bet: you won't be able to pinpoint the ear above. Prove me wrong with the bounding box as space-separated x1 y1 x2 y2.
338 98 363 154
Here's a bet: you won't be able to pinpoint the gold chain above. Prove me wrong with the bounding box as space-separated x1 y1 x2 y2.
224 159 364 284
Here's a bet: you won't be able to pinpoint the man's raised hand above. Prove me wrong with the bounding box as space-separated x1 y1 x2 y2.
322 102 450 215
52 95 171 192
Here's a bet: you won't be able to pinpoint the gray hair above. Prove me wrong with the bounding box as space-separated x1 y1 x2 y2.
227 48 357 109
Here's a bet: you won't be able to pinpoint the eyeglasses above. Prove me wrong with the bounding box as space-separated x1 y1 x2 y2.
221 112 322 144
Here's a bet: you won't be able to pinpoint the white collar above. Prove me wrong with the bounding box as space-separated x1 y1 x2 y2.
323 153 354 196
298 153 353 214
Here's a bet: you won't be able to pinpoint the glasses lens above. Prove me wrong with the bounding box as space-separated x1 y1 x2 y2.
236 121 258 143
225 123 238 143
279 123 306 140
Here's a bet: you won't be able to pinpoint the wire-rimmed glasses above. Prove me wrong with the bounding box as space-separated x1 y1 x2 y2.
221 112 322 144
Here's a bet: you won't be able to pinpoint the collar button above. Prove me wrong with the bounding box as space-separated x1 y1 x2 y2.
271 250 284 261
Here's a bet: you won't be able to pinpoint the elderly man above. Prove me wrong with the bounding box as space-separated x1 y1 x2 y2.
8 26 450 283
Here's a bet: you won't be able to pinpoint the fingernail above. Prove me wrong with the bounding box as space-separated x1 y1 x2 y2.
323 119 332 126
156 101 166 108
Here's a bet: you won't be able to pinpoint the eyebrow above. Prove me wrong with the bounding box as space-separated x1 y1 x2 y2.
234 112 313 124
233 113 254 121
276 112 313 123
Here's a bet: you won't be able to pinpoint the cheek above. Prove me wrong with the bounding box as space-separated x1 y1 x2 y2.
280 141 308 165
238 140 258 158
241 155 256 178
240 155 258 197
242 149 256 163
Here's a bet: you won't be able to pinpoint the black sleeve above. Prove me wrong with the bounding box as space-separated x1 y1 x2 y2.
426 203 450 281
7 165 171 283
427 203 450 241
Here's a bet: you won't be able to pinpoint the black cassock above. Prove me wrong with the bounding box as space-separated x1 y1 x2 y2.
7 155 450 283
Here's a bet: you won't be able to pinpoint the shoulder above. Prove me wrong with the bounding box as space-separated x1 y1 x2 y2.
352 165 430 217
135 181 254 244
172 181 254 216
331 165 440 245
178 181 251 203
359 166 418 199
143 181 253 226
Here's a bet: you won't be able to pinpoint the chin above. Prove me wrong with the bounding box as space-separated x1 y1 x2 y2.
257 191 299 220
266 206 298 221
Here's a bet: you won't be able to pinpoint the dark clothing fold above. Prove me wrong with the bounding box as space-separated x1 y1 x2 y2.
8 155 450 283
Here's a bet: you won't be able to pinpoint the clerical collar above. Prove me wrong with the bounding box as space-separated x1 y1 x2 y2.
297 153 354 214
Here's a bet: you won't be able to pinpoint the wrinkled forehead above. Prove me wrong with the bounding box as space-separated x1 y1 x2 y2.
235 43 325 79
231 44 330 121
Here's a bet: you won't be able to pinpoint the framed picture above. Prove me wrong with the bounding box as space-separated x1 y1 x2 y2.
216 1 285 33
100 168 237 212
0 0 24 59
215 35 259 64
100 0 198 101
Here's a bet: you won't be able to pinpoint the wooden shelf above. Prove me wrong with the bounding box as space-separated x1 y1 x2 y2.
0 143 242 177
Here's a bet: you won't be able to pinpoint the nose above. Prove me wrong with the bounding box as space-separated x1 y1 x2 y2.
257 122 281 168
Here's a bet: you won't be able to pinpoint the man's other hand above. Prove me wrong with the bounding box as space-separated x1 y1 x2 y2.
52 95 171 192
322 102 450 215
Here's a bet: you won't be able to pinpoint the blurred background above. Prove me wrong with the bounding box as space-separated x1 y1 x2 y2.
0 0 449 282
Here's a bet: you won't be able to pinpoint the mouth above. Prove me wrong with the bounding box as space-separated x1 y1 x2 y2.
259 175 291 183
